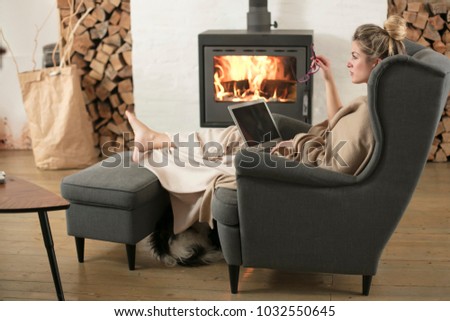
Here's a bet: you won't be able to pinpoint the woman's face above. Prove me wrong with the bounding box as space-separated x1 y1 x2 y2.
347 41 379 84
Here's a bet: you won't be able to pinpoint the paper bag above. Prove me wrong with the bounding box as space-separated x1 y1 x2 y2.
18 65 98 169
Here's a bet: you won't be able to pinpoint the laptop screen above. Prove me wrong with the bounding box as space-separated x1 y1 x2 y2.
228 100 281 147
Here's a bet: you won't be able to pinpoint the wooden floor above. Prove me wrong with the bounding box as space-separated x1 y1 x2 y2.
0 150 449 301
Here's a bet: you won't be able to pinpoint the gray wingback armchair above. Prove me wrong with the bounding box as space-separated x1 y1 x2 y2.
212 40 450 295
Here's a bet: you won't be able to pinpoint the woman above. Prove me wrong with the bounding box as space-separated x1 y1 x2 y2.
126 15 407 237
271 15 407 173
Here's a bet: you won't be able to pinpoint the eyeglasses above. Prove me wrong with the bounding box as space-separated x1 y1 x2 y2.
292 44 320 83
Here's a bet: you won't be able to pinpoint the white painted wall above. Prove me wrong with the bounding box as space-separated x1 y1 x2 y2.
0 0 59 149
0 0 387 147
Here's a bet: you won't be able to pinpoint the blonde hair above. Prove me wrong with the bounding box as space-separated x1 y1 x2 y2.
353 15 407 61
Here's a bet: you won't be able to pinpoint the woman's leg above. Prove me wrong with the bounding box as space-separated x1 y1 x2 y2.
126 111 173 160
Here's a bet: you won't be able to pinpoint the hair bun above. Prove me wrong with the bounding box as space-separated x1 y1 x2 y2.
384 15 407 41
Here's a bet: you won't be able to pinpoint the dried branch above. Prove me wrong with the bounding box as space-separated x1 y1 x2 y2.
31 6 56 71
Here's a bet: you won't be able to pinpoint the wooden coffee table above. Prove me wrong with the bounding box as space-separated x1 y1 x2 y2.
0 176 69 301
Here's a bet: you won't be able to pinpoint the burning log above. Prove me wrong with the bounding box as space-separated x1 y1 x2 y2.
260 79 297 102
221 80 250 96
57 0 134 155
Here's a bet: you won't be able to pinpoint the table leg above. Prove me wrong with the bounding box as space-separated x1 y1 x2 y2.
38 210 65 301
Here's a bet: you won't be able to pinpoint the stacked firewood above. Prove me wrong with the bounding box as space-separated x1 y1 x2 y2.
388 0 450 162
56 0 134 155
430 99 450 161
389 1 449 54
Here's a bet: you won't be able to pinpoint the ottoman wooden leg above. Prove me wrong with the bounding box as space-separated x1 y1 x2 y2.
75 237 85 263
126 244 136 271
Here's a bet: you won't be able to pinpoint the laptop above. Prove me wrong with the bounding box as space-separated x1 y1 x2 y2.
228 99 282 151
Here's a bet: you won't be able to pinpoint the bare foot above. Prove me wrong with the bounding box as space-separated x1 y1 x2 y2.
126 111 172 159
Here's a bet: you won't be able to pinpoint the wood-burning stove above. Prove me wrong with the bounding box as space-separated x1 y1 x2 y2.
198 0 313 127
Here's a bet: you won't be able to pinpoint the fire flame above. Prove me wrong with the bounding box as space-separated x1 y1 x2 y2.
213 55 297 103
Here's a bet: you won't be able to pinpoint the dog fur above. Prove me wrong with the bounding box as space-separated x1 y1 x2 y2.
148 209 223 267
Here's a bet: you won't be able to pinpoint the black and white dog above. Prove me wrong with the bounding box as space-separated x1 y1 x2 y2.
148 209 223 267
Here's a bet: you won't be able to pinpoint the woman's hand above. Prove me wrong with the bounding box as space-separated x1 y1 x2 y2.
271 140 294 156
315 55 334 82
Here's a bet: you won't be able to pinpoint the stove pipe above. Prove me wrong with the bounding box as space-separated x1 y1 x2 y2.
247 0 277 32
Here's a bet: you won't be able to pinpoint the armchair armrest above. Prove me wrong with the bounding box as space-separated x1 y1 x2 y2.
235 148 357 187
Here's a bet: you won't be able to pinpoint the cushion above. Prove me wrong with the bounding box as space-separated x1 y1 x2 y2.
61 152 164 211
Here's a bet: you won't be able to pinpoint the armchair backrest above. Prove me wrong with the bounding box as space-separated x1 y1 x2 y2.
358 40 450 207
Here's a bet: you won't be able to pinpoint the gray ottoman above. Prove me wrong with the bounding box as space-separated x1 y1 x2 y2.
60 152 169 270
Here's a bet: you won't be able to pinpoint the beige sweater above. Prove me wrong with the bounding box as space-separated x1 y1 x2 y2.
141 96 374 233
271 95 374 175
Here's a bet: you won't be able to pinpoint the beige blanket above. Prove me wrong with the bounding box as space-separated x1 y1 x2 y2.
139 126 243 233
141 95 374 234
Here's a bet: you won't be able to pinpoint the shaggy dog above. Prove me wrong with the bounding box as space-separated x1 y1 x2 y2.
148 208 223 267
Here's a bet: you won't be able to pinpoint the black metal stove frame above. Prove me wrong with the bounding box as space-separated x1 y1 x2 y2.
198 29 314 127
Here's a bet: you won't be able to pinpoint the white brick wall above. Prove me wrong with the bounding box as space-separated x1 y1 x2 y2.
132 0 387 133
